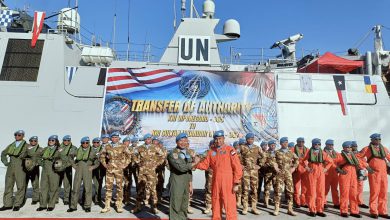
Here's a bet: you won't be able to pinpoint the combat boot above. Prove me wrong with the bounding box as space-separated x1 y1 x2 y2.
287 204 297 216
242 202 249 215
236 195 242 208
131 201 142 213
203 204 211 214
116 201 124 213
100 200 111 213
252 202 261 215
264 196 269 208
272 203 280 216
151 205 159 214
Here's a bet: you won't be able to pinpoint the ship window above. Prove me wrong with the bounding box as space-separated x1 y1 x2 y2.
97 68 107 85
0 39 44 82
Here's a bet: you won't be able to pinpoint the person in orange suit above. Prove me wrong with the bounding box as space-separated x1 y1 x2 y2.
194 130 243 220
291 137 308 208
358 133 390 219
351 141 369 209
323 139 340 209
333 141 367 218
303 138 333 217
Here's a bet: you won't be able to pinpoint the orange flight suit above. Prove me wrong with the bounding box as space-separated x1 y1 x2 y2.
358 145 390 215
291 146 308 206
324 150 340 206
354 151 368 206
333 152 366 215
197 145 243 220
303 149 333 214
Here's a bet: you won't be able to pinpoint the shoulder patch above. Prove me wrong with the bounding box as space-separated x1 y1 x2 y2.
172 153 178 159
231 150 237 156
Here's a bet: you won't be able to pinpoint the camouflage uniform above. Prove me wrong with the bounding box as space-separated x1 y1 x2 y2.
156 146 168 201
123 146 135 205
92 144 105 203
236 149 244 208
57 143 77 204
200 149 213 214
100 142 131 213
241 144 265 214
24 144 43 204
263 150 278 208
132 144 164 213
273 148 299 216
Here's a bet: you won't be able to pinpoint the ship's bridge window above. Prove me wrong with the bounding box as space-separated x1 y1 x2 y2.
0 39 44 82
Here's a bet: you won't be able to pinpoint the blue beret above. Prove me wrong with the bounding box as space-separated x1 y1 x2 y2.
312 138 321 145
209 140 215 146
123 136 131 142
92 137 101 142
49 135 58 140
233 141 239 147
342 141 352 148
80 136 90 143
297 137 305 142
370 133 381 139
29 136 38 141
268 140 276 145
152 136 159 141
101 134 109 139
245 133 255 139
63 135 71 141
260 141 267 147
325 139 334 145
131 137 139 142
176 133 188 142
213 130 224 138
280 137 288 144
144 133 152 139
351 141 357 147
110 132 120 138
288 142 295 148
14 130 25 135
238 138 246 145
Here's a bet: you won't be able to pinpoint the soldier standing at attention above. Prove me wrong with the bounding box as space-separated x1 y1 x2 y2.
91 137 104 204
24 136 43 205
67 137 100 213
291 137 308 208
122 136 134 206
241 133 264 215
358 133 390 219
57 135 77 205
263 140 278 208
273 137 299 216
100 132 131 213
131 133 164 214
129 137 139 194
323 139 340 209
36 135 62 211
168 133 197 220
0 130 28 211
258 141 268 202
155 139 168 202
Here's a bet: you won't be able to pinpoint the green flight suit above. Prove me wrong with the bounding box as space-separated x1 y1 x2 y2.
168 147 193 220
39 145 63 209
1 140 28 207
70 146 99 209
57 143 77 203
24 144 43 203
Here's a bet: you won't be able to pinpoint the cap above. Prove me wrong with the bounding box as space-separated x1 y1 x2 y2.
213 130 224 138
238 138 246 145
288 142 295 148
80 136 90 143
110 132 120 138
49 135 58 140
92 137 101 142
144 133 152 140
342 141 352 148
245 133 255 140
296 137 305 142
260 141 267 147
351 141 357 147
14 130 25 135
268 140 276 145
312 138 321 145
233 141 239 147
101 134 110 139
325 139 334 145
280 137 288 144
29 136 38 141
176 133 188 142
63 135 71 141
123 136 131 142
370 133 381 139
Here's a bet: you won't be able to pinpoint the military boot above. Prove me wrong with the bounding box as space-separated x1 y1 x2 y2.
100 200 111 213
264 196 269 208
203 204 212 214
242 202 249 215
116 201 124 213
131 201 142 213
236 195 242 208
287 204 297 216
273 203 280 216
252 202 261 215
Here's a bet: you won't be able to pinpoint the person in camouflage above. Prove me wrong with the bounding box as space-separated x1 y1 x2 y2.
240 133 265 215
57 135 77 205
100 132 132 213
91 137 105 204
36 135 63 211
24 136 43 205
0 130 28 211
155 138 168 202
273 137 299 216
258 141 268 203
263 140 278 208
233 140 243 208
202 140 214 214
131 133 164 214
122 136 134 206
129 137 140 193
67 137 100 213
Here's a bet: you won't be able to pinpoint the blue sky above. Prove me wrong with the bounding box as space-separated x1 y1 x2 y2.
8 0 390 63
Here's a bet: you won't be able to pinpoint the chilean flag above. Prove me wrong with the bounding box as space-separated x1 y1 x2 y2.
333 75 348 115
31 11 46 48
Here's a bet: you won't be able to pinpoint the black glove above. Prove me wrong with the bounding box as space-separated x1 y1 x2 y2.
366 167 375 174
336 167 347 175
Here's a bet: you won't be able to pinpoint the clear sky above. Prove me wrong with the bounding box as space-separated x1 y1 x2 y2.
7 0 390 64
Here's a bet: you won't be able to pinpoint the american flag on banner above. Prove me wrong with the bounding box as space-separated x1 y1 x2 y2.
106 68 183 94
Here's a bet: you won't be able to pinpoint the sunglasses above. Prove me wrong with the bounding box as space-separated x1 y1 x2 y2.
375 138 381 140
344 146 352 148
297 141 304 143
14 134 23 137
82 142 90 144
93 142 100 144
30 140 37 142
48 139 56 142
63 140 70 142
314 143 321 146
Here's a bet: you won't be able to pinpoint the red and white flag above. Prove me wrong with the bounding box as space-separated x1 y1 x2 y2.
333 75 348 115
31 11 46 48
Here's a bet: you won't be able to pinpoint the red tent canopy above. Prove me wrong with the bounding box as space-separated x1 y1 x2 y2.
298 52 364 74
